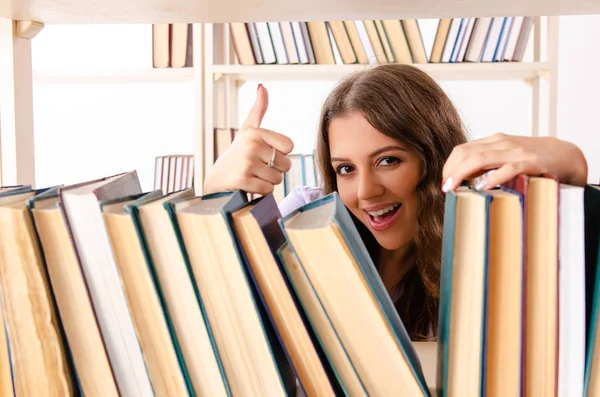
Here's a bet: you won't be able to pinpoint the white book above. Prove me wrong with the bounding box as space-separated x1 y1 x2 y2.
254 22 276 64
326 23 344 65
558 184 586 397
503 16 524 61
354 21 376 64
464 17 492 62
494 17 514 61
267 21 289 64
246 23 264 64
441 18 461 62
449 18 469 62
456 18 476 62
59 171 154 397
291 22 309 64
481 17 505 62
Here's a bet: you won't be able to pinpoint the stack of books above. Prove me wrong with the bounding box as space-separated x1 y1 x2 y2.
0 170 596 396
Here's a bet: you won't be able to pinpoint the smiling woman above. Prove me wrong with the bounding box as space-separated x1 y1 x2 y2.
203 63 588 342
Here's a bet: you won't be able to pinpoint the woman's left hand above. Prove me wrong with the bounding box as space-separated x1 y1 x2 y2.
441 133 589 192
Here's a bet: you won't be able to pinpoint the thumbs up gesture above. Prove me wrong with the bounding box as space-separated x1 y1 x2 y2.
203 84 295 195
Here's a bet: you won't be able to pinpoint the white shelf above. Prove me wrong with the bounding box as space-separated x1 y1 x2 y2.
1 0 599 24
212 62 551 82
32 68 194 84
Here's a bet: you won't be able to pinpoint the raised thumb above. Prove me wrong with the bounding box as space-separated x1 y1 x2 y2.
240 84 269 132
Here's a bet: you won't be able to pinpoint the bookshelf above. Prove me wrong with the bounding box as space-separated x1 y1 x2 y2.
202 17 559 188
0 4 573 195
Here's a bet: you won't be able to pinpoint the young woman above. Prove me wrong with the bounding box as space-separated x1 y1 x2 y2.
204 64 588 341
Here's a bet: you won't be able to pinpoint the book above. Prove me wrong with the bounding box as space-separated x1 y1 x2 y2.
58 171 155 396
280 192 430 395
102 191 192 396
174 190 295 396
136 188 231 396
230 193 340 396
31 190 119 397
437 187 490 396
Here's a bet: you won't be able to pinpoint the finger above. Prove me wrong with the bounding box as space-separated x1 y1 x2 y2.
442 134 514 182
477 160 542 190
442 141 498 183
240 84 269 132
238 176 276 196
252 162 285 186
257 145 292 173
442 149 513 192
258 128 294 155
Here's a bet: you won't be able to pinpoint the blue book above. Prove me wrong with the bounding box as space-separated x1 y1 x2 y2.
279 192 430 396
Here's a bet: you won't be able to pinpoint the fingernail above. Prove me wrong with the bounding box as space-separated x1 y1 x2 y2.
257 83 262 93
442 177 453 193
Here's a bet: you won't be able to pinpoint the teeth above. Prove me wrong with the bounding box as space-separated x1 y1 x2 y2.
368 204 400 217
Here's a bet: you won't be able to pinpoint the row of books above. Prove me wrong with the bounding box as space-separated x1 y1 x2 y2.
0 171 432 396
2 170 597 396
230 17 534 67
152 23 193 68
440 176 600 396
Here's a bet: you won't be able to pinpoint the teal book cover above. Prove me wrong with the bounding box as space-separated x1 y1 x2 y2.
437 189 491 397
162 191 233 396
124 190 196 396
279 191 430 396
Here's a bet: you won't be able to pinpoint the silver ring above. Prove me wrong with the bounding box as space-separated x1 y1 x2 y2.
267 147 276 168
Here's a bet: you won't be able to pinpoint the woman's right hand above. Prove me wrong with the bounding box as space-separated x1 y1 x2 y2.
203 84 294 195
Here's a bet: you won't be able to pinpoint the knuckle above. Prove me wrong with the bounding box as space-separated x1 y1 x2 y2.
491 132 507 141
274 172 284 185
451 145 467 162
281 157 292 172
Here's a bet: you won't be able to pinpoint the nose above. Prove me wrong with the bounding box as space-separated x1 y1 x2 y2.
357 169 385 201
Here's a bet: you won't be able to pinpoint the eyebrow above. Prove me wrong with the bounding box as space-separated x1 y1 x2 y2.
330 145 407 162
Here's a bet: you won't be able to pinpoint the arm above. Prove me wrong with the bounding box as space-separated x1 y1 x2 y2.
441 133 589 191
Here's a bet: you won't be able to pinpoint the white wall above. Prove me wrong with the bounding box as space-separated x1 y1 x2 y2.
557 15 600 184
31 24 196 191
28 16 599 191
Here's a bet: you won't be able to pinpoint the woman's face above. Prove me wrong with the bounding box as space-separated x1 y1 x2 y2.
328 111 421 251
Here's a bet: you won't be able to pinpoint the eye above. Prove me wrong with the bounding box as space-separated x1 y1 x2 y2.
335 164 354 175
378 156 401 166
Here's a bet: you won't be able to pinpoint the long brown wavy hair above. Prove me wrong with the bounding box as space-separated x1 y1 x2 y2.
316 64 469 341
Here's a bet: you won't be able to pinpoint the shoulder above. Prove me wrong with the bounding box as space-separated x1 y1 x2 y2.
278 186 325 218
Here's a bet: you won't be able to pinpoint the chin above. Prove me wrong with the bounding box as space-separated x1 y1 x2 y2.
372 231 410 251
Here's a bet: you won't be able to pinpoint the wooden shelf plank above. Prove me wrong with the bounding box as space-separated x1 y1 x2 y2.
211 63 551 82
32 67 194 84
1 0 598 24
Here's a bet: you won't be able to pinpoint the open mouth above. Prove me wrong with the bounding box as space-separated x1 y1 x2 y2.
365 203 402 231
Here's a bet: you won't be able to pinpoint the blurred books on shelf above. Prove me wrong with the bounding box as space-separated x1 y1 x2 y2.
154 154 194 193
228 17 534 66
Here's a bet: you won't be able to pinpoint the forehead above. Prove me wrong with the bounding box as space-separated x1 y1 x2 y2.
328 112 403 156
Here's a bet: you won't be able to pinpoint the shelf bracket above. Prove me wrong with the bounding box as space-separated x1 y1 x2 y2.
213 73 223 82
16 20 44 39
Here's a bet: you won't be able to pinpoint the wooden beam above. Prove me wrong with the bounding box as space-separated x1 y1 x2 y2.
0 18 40 187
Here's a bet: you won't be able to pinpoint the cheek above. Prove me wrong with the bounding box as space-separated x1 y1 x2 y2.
336 179 360 211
